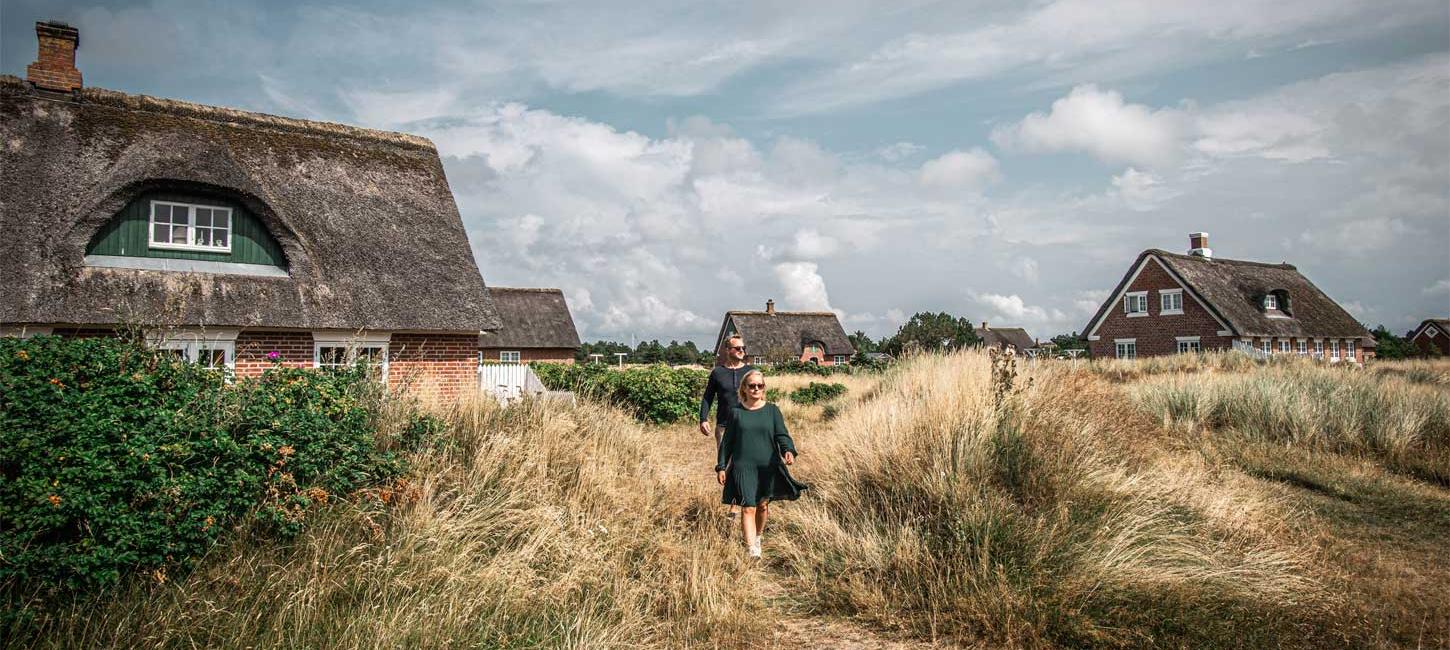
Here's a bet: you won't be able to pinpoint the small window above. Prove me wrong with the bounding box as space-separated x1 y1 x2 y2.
1279 341 1290 353
1427 326 1441 338
1297 340 1307 354
1314 340 1324 356
1330 340 1340 360
1160 290 1183 314
833 355 847 364
149 201 233 253
1123 292 1148 316
1115 340 1137 359
155 339 234 370
500 350 521 363
317 344 387 377
752 355 764 364
1262 340 1272 354
1264 295 1278 310
1177 340 1200 354
1346 340 1356 361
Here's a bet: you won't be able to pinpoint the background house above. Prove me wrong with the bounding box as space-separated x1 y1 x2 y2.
1409 318 1450 356
714 299 855 366
974 322 1036 353
477 287 581 364
0 22 500 399
1082 233 1373 362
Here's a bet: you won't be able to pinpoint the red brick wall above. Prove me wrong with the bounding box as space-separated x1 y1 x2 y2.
235 331 314 376
392 334 481 401
797 350 847 366
26 27 83 92
1412 329 1450 356
479 348 577 364
1089 257 1234 358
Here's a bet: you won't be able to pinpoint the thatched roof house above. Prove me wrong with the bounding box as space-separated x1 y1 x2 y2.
1 22 499 398
974 323 1036 352
477 288 581 363
714 300 855 366
1083 233 1372 361
1410 318 1450 356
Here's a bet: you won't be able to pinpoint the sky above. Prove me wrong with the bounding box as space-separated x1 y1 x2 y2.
5 0 1448 346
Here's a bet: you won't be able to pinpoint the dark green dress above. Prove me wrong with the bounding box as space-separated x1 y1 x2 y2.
716 403 807 507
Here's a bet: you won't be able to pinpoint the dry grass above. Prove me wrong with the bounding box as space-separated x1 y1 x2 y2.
9 354 1448 648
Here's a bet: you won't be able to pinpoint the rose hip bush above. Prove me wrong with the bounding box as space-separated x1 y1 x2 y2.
533 363 707 425
0 336 435 592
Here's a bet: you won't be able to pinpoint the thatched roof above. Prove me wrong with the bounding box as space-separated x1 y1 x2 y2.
719 310 855 357
0 76 499 333
975 326 1035 350
476 288 580 349
1085 249 1371 341
1412 318 1450 340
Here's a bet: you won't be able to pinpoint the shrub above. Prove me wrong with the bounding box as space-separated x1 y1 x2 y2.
0 336 419 592
789 382 848 405
532 363 707 425
765 387 784 402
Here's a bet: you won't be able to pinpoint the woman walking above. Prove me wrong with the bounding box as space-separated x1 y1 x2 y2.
716 369 807 559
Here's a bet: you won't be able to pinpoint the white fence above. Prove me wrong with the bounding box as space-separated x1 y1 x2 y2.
478 363 547 403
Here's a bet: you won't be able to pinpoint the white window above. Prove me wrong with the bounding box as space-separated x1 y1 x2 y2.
149 201 233 253
1297 340 1307 354
1346 340 1356 361
752 355 764 364
1280 341 1290 353
313 332 390 378
1330 340 1340 360
500 350 521 363
1264 294 1278 310
1176 337 1201 354
1262 340 1272 354
1315 340 1324 356
1160 290 1183 314
1115 339 1137 359
1123 291 1149 317
833 355 847 364
1428 326 1441 338
148 329 238 371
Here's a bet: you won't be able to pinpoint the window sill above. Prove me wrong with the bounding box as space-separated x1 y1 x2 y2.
1126 312 1149 318
1159 310 1183 316
149 242 233 254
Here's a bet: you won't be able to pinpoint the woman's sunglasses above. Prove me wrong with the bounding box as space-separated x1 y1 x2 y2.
746 383 765 390
729 345 747 351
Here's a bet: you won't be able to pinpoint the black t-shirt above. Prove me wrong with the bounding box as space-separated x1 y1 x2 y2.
699 364 755 426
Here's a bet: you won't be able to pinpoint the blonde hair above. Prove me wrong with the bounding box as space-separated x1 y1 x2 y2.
717 335 745 366
737 369 765 404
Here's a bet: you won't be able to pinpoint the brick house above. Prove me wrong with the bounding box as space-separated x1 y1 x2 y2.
1082 233 1374 362
713 300 855 366
477 288 581 364
0 23 501 400
1409 319 1450 357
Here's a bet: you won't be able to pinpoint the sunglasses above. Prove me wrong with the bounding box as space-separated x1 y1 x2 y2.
746 383 765 390
729 345 747 351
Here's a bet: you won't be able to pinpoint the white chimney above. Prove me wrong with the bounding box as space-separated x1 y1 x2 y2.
1188 232 1212 259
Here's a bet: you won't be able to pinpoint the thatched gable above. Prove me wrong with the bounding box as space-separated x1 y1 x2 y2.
0 76 499 333
477 288 581 349
975 326 1035 351
718 310 854 358
1084 249 1370 342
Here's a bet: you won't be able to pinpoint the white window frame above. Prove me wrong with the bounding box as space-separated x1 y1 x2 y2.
149 200 234 253
1297 340 1307 354
1123 291 1149 317
0 326 53 338
1279 340 1290 353
1262 340 1272 354
147 328 238 372
1345 340 1356 361
1263 294 1278 310
1427 326 1441 338
1314 339 1324 357
313 331 391 378
832 355 847 364
1159 289 1183 315
499 350 521 364
1330 339 1340 360
1175 336 1200 354
1115 338 1137 359
752 355 764 365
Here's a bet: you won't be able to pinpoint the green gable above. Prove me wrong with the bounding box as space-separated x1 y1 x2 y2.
86 191 287 268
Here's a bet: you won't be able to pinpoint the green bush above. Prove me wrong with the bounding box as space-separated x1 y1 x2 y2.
765 387 784 403
0 336 423 592
532 363 707 425
789 382 848 405
763 360 849 377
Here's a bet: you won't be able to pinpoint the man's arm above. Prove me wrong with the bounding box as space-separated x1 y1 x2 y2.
698 369 718 436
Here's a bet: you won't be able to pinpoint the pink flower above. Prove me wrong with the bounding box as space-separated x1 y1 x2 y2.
266 350 281 361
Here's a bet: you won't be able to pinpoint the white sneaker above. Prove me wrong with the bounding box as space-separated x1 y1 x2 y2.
748 541 762 559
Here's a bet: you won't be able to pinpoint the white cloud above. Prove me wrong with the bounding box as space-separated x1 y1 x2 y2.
1111 168 1180 211
791 229 841 259
1009 257 1040 284
919 148 1002 188
1425 280 1450 296
876 141 925 162
773 262 835 312
993 85 1189 168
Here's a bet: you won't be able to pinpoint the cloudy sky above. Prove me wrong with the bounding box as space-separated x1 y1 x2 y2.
6 1 1448 345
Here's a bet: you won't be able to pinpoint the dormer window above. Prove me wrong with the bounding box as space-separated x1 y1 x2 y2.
1263 294 1278 311
150 200 232 253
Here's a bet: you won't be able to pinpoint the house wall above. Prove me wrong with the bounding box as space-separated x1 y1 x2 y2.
479 347 577 364
234 330 314 375
390 333 479 400
1412 328 1449 356
1089 258 1234 358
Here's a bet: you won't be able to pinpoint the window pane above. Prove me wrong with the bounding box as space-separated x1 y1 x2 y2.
215 211 230 229
320 347 347 366
155 204 171 222
196 228 212 246
214 230 228 247
153 223 168 242
196 209 212 227
171 225 189 244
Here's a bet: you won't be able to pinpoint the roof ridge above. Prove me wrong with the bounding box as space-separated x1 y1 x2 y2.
489 287 564 293
0 75 435 151
1149 248 1297 270
728 310 840 316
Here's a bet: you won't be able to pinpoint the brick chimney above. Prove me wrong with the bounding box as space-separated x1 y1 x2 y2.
26 21 82 93
981 321 989 331
765 299 775 315
1188 232 1212 259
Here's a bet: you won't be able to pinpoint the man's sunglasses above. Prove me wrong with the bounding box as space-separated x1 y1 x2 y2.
729 345 747 351
745 383 765 389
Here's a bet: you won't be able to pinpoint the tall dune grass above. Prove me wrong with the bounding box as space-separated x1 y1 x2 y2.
1130 364 1450 485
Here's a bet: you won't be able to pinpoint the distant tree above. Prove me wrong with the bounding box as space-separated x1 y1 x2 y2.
633 339 665 364
848 330 877 355
1050 331 1088 352
1370 324 1414 359
880 312 980 356
662 340 702 365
